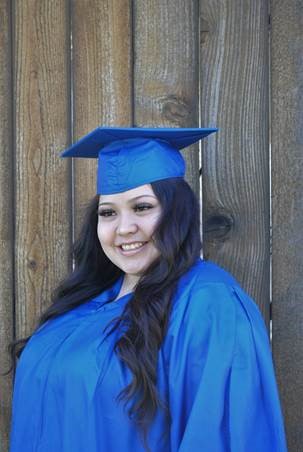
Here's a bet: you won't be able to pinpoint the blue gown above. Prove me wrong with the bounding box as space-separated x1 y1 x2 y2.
9 259 287 451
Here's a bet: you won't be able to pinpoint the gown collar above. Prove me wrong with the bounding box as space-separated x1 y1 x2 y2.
92 275 133 310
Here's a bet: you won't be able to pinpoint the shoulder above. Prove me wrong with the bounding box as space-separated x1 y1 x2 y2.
164 258 269 365
169 258 266 338
176 257 239 289
172 257 240 313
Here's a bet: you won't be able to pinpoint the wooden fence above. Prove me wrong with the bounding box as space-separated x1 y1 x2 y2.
0 1 302 451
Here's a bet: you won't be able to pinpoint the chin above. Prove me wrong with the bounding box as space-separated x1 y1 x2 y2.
118 255 158 276
120 262 147 276
105 248 160 276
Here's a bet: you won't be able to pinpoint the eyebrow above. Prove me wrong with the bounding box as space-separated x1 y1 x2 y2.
98 195 157 207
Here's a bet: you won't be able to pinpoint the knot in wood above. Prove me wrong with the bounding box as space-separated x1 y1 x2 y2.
204 211 234 240
161 96 191 124
27 259 37 271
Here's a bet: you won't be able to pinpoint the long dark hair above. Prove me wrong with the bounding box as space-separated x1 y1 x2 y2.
5 177 202 449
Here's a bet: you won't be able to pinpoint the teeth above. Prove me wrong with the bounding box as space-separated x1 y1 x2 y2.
121 242 145 251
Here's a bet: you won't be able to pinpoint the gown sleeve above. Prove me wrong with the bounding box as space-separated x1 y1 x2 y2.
166 282 288 452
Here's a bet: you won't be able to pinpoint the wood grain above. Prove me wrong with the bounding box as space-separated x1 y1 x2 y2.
133 0 200 195
0 2 14 449
14 0 71 335
271 1 303 449
72 0 132 234
200 0 270 321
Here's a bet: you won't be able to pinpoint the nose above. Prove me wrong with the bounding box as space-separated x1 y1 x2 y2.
116 212 138 235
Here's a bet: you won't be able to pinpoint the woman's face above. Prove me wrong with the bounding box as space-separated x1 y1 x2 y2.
97 184 162 277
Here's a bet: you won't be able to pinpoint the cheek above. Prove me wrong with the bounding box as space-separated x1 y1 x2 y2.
147 213 162 236
97 221 113 247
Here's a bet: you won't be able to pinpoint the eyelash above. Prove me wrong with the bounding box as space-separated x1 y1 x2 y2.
98 204 153 217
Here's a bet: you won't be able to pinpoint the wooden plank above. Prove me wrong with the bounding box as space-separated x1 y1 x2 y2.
200 0 270 321
0 1 14 449
72 0 132 233
271 1 303 449
133 0 200 195
14 0 71 335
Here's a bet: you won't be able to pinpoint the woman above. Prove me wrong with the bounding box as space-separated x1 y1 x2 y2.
8 127 287 451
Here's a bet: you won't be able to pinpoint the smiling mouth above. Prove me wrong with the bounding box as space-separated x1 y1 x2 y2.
119 241 147 251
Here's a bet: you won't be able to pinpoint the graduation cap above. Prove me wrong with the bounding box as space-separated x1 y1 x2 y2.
61 127 218 194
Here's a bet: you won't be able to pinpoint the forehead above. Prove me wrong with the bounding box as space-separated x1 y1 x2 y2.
98 184 156 204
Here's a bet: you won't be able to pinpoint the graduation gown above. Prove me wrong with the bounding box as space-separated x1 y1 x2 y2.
9 258 288 451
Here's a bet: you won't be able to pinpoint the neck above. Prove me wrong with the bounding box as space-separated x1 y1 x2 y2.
122 273 140 293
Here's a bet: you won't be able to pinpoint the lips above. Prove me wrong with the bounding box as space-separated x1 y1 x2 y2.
120 241 145 251
117 241 147 255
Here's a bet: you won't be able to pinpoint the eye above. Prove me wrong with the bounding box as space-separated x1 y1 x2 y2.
134 203 153 212
98 209 116 217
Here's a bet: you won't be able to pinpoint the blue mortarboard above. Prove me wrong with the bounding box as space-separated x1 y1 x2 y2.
61 127 218 194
